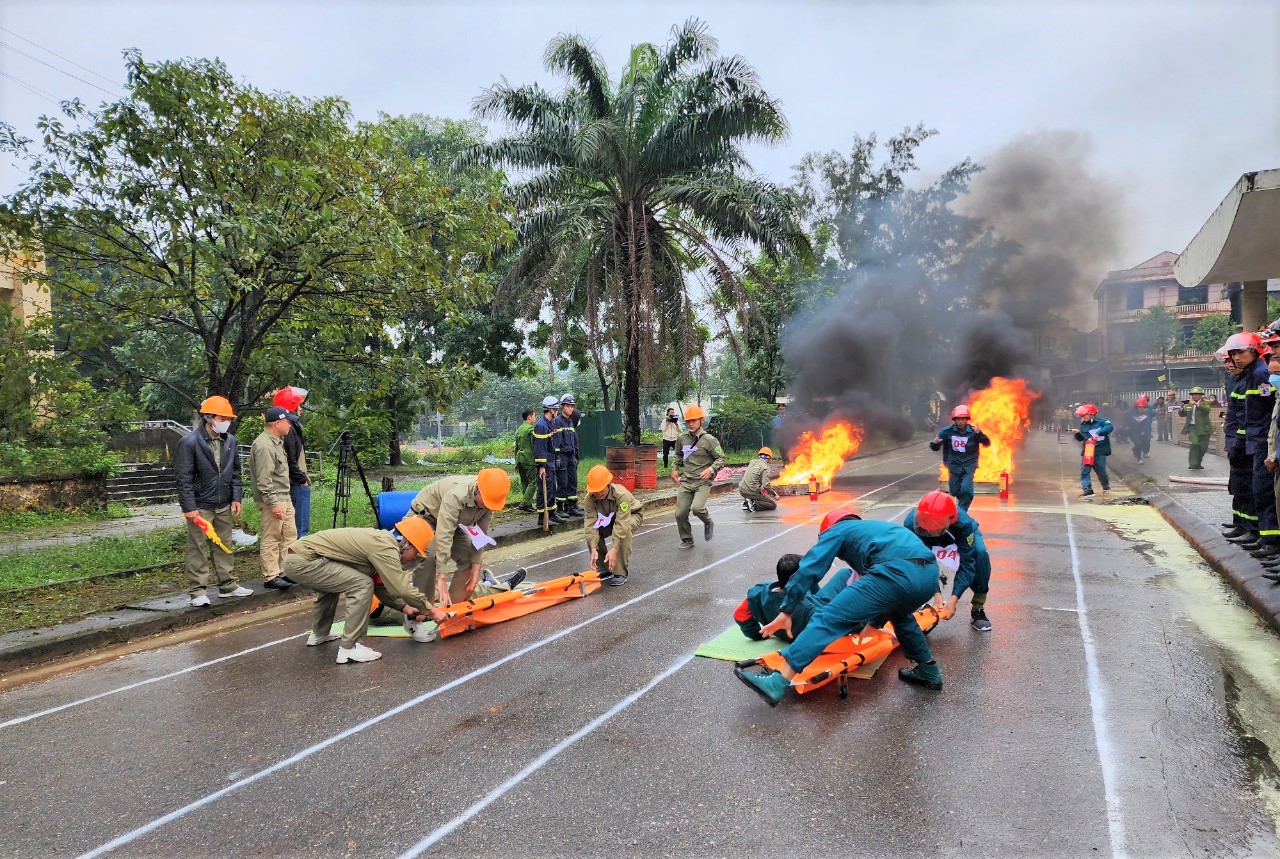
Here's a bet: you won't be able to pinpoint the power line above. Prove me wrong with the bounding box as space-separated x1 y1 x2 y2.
0 69 60 106
0 26 119 87
0 41 118 97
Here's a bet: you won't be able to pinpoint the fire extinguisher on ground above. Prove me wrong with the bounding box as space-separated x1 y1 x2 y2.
808 475 819 502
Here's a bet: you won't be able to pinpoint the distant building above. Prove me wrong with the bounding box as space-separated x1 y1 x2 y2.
1094 251 1232 396
0 246 49 327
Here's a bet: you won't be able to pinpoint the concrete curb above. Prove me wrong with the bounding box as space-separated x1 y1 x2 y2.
1109 462 1280 636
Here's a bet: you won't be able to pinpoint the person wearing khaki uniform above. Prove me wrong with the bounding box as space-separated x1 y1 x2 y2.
738 448 778 512
407 468 511 604
583 464 644 585
672 405 725 547
284 521 444 664
249 406 298 590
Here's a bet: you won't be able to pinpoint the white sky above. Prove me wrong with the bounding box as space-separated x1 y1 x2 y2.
1 0 1276 267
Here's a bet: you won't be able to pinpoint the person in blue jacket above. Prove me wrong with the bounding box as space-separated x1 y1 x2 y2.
534 396 567 525
929 405 991 510
1221 332 1279 558
1127 394 1154 464
734 509 942 706
732 554 814 641
556 393 585 517
1073 403 1113 497
904 490 993 631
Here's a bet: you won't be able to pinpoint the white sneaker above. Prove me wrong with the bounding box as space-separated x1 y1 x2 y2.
220 586 253 598
189 595 211 607
404 618 438 643
336 643 382 664
306 632 340 646
747 500 757 512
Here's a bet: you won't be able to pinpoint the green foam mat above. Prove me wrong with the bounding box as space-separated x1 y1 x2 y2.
331 620 437 639
694 626 783 662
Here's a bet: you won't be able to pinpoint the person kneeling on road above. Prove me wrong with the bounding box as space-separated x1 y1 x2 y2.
407 468 510 605
285 519 446 664
738 447 778 512
904 490 993 631
584 464 644 586
734 508 943 706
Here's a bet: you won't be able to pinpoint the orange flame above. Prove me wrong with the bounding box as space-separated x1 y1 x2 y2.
778 421 864 485
941 377 1040 484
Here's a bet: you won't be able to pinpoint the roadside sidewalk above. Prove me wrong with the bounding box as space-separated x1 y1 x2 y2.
1102 435 1280 635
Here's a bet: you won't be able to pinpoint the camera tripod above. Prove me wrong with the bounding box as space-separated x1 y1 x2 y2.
330 430 377 529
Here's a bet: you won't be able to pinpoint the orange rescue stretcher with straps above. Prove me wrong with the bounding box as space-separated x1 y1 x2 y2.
736 604 942 698
435 571 603 639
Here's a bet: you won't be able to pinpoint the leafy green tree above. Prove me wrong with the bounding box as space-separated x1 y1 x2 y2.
1134 304 1185 384
0 54 504 427
1188 312 1235 354
464 18 811 443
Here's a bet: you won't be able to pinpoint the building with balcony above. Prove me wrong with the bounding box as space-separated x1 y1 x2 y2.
0 245 48 327
1095 251 1232 397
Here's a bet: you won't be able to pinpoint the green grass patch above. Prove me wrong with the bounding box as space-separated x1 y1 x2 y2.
0 502 132 533
0 528 187 590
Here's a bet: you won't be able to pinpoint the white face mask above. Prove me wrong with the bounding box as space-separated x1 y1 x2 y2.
210 419 231 434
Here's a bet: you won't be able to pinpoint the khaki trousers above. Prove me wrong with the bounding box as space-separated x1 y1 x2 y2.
738 488 777 510
411 533 484 605
675 480 713 542
259 502 298 580
591 531 633 579
284 554 375 648
185 506 239 596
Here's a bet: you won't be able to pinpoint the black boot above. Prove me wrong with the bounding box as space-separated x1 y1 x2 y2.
1227 530 1260 543
1223 525 1248 539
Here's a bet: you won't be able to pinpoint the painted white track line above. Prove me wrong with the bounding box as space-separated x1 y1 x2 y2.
74 466 938 858
6 454 924 731
398 654 696 858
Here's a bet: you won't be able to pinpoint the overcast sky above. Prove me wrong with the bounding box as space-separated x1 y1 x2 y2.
1 0 1276 269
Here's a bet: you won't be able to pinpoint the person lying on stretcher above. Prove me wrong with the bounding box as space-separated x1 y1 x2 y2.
732 553 862 642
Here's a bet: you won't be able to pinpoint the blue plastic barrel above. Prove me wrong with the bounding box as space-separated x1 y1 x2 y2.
375 490 418 530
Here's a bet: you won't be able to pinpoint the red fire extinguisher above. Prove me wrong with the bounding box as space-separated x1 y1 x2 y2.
999 470 1010 500
808 475 819 502
1083 439 1096 467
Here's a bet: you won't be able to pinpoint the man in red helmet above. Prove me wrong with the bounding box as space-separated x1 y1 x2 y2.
1221 333 1279 559
273 386 311 538
904 491 993 631
734 508 942 706
1073 404 1113 497
930 405 991 511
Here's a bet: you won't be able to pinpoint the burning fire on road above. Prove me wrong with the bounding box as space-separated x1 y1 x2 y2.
775 421 864 496
941 376 1040 488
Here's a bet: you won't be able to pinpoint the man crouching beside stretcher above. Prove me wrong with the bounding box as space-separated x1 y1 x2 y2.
285 519 446 664
406 468 510 605
735 508 943 705
583 464 644 586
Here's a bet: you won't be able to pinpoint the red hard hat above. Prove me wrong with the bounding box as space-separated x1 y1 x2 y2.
950 405 971 420
915 490 958 532
819 506 860 535
272 386 308 413
1135 395 1149 408
1076 403 1098 418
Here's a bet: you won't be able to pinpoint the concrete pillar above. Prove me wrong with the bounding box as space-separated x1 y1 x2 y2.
1243 280 1269 331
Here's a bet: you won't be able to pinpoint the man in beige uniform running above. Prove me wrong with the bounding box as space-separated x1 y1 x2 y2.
407 468 510 604
285 519 444 664
672 405 725 548
249 405 298 590
583 464 644 585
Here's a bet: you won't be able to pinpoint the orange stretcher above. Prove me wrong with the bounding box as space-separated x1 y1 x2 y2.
738 604 943 698
435 571 603 639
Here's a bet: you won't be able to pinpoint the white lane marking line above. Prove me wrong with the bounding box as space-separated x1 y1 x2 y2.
73 517 822 859
1042 607 1080 613
398 654 695 859
0 634 306 731
1062 491 1127 859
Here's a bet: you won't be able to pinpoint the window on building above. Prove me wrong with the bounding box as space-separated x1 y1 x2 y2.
1177 284 1208 305
1126 285 1144 310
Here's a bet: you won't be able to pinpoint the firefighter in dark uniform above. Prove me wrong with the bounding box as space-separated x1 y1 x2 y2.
535 396 568 525
1223 333 1279 559
557 393 585 517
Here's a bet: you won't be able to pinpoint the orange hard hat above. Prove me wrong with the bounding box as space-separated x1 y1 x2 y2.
394 517 435 554
950 405 971 419
819 506 860 535
758 447 773 457
684 405 706 421
586 464 613 494
199 396 236 418
915 490 958 532
476 467 511 511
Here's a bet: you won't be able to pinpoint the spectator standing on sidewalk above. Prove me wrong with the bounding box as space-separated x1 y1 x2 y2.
249 406 298 590
514 408 538 512
1179 387 1213 469
661 407 680 470
273 386 311 537
175 396 251 607
1154 395 1169 442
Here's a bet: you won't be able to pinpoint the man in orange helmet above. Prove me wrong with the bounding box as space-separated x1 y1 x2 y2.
407 468 511 604
738 447 777 512
672 405 725 548
583 464 644 585
174 396 251 607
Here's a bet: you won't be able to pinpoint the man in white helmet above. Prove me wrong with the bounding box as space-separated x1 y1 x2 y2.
534 396 567 525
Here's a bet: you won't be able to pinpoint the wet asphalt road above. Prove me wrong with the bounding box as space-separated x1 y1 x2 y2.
2 434 1279 859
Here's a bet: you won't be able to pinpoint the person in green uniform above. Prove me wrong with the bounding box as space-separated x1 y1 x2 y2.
284 518 445 664
1179 386 1213 470
738 447 777 512
672 405 725 548
407 468 510 605
583 464 644 585
514 408 538 511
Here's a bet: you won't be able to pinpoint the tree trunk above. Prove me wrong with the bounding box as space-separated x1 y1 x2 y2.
624 332 641 444
386 393 402 467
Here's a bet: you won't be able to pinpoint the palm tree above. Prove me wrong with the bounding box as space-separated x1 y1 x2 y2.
463 18 811 443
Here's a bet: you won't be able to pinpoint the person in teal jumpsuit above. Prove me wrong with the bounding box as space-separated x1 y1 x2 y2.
903 490 993 631
734 510 943 706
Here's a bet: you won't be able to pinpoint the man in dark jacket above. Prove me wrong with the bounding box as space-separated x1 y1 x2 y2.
273 386 311 537
175 396 250 607
929 405 991 510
